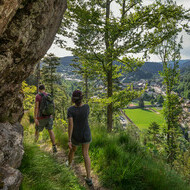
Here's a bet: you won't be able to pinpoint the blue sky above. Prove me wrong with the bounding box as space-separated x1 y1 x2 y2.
48 0 190 62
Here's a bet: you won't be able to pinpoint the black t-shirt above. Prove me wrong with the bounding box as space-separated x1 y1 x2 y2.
67 104 91 143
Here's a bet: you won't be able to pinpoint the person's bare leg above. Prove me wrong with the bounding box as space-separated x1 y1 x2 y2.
82 143 91 179
48 130 56 145
35 130 39 142
68 145 77 165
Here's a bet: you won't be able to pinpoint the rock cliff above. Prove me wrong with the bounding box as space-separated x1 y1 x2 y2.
0 0 67 189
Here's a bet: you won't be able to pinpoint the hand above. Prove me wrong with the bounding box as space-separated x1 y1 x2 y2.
68 141 72 150
35 119 39 126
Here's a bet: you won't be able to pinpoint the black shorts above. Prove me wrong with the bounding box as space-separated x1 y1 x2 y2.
71 137 92 146
35 118 53 132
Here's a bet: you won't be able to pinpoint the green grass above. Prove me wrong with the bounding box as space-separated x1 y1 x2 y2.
124 108 165 129
144 101 152 106
19 143 85 190
20 113 84 190
21 110 190 190
89 128 190 190
130 101 152 106
52 122 190 190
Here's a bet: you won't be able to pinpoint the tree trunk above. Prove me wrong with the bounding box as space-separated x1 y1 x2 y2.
107 69 113 132
85 73 88 103
105 0 113 132
36 62 41 94
51 65 54 97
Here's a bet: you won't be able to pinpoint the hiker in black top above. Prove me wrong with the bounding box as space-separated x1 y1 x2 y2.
67 90 93 186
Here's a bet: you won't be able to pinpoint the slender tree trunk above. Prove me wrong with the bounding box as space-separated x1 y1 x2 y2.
51 66 53 96
36 62 41 93
166 76 175 165
85 73 88 103
105 0 113 132
62 99 66 120
107 69 113 132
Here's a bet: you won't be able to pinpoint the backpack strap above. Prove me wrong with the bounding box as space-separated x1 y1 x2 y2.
39 92 45 97
39 93 45 117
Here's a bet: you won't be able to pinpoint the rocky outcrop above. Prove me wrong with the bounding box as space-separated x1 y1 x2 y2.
0 123 23 190
0 0 67 189
0 0 67 123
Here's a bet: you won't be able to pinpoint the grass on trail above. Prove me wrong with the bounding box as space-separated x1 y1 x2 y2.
124 108 165 129
19 142 85 190
20 112 84 190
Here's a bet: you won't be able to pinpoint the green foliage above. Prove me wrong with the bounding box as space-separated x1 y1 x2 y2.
53 118 68 147
138 98 144 108
90 128 190 190
58 0 190 131
21 96 190 190
153 24 186 164
53 83 69 120
156 94 164 106
148 122 160 139
143 122 163 155
41 53 61 96
29 107 34 123
53 124 190 190
22 81 36 110
162 93 183 163
175 69 190 99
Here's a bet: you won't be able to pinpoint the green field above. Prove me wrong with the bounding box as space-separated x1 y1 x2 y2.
124 108 165 129
130 101 152 106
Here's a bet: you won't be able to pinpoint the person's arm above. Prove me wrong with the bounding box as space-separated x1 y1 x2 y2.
34 101 39 126
68 117 73 149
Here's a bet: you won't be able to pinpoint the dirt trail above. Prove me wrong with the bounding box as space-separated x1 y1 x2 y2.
40 144 109 190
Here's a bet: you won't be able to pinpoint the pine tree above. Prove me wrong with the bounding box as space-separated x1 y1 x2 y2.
153 34 184 165
41 53 61 96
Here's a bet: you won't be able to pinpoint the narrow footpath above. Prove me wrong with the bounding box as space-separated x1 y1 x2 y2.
40 143 108 190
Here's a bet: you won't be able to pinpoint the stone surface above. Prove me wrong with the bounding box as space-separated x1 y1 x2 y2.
0 0 67 123
0 123 24 168
0 123 23 190
0 165 22 190
0 0 23 36
0 0 67 189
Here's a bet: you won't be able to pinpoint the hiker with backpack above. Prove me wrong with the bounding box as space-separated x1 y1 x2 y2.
34 84 57 153
67 90 93 186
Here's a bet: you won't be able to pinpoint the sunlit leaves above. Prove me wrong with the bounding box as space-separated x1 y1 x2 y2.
22 81 36 110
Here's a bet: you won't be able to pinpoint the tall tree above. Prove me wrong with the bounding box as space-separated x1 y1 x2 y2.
71 57 95 103
154 34 184 165
41 53 61 96
57 0 190 132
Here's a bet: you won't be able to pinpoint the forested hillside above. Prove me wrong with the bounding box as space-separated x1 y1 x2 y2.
57 56 190 81
175 67 190 99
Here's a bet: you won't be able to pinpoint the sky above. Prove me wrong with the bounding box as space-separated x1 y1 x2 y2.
47 0 190 62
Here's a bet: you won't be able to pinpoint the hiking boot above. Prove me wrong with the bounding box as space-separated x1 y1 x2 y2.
85 177 93 186
52 144 57 153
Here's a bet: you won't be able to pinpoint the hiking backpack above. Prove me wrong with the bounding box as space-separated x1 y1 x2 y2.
39 93 55 116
